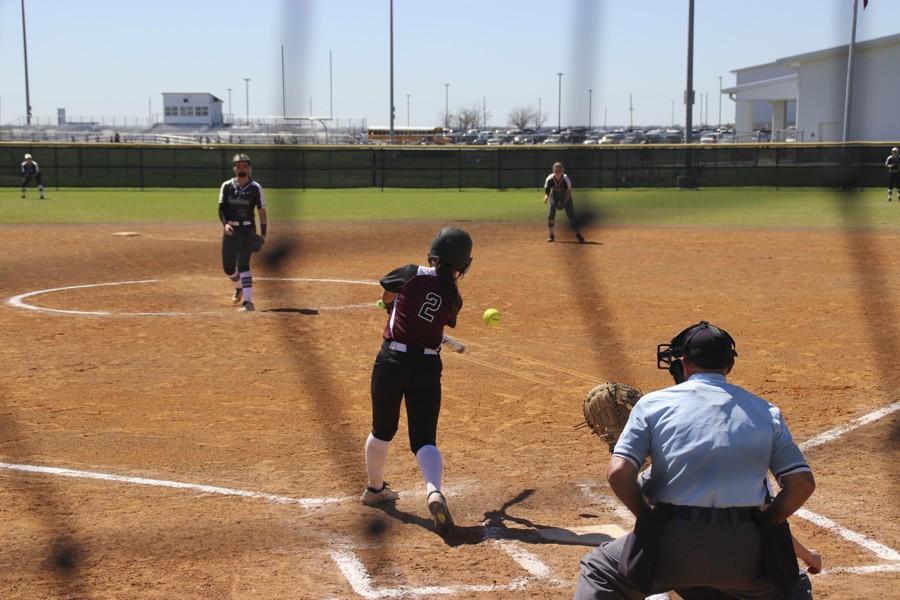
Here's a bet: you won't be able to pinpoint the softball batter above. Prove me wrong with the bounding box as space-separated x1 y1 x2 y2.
361 226 473 537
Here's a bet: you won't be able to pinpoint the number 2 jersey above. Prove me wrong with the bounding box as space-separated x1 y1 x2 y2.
381 264 463 350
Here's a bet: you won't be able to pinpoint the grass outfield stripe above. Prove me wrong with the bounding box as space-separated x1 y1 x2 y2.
4 187 900 228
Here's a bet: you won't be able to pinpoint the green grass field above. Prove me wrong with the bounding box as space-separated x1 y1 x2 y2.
2 187 899 229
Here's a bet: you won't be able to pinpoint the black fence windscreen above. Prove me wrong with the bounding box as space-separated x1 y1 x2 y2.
1 143 893 189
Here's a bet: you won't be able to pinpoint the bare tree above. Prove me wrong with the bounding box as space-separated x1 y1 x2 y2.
455 105 482 132
533 107 548 130
509 106 536 129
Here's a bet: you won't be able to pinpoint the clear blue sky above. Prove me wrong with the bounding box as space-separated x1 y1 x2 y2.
1 0 898 129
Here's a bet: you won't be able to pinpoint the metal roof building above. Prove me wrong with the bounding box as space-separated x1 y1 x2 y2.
724 33 900 142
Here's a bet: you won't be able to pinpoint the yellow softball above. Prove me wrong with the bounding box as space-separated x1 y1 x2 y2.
483 308 501 326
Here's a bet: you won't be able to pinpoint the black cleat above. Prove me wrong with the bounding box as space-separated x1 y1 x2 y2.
576 233 585 243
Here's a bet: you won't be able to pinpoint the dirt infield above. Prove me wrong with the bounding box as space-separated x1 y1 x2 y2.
1 221 899 599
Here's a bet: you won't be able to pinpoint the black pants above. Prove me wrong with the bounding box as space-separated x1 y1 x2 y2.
890 171 899 190
21 172 43 187
221 226 254 274
370 343 443 453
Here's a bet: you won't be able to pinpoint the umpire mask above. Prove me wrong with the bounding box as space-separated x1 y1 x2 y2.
657 320 737 384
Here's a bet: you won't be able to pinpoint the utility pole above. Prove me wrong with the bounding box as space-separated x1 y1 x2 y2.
406 94 410 126
227 88 232 120
629 93 633 128
556 72 563 130
705 91 709 126
604 105 607 130
329 49 334 120
243 77 251 122
20 0 32 125
444 83 450 129
682 0 696 187
842 0 860 143
588 88 593 129
389 0 395 143
718 76 723 128
537 97 541 128
672 99 675 127
482 95 487 128
281 45 286 119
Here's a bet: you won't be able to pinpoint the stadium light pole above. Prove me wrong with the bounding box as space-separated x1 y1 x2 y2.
444 83 450 130
389 0 395 143
406 94 411 126
537 97 541 129
588 88 593 129
244 78 251 123
20 0 32 126
227 88 232 120
718 76 723 128
556 72 563 130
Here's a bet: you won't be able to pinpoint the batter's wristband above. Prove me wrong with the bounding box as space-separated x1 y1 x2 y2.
261 223 267 236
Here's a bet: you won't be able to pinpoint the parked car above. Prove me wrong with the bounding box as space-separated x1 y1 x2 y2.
599 132 624 145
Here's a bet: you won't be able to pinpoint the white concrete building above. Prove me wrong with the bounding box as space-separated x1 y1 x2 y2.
162 93 224 126
724 33 900 142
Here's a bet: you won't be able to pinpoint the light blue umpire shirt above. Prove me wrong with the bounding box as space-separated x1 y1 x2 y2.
613 372 810 508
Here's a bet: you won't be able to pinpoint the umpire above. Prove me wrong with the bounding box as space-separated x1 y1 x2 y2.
219 153 267 312
575 321 815 599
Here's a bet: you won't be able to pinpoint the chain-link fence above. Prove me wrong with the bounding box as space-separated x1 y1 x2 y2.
0 142 894 189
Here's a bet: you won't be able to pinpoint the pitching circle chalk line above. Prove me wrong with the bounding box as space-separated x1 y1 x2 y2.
6 277 379 317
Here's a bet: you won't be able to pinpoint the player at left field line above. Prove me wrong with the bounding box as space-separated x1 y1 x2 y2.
219 153 267 312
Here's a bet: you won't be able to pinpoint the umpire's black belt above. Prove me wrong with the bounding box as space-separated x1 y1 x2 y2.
660 503 756 524
226 220 253 227
383 339 439 355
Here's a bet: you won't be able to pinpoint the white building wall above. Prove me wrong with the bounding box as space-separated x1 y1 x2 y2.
162 93 224 126
852 43 900 141
794 41 900 142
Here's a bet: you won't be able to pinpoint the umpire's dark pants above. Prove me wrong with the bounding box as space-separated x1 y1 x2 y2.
370 342 443 454
574 517 783 599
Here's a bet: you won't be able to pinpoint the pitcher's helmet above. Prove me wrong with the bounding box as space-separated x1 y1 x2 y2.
428 226 473 276
232 153 251 165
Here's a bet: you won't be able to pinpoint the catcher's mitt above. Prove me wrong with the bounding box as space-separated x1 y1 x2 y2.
250 233 265 253
576 381 643 452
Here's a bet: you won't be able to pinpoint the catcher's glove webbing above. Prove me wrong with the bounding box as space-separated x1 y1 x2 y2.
575 381 643 453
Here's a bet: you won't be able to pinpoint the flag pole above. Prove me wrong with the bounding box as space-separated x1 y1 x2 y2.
841 0 859 143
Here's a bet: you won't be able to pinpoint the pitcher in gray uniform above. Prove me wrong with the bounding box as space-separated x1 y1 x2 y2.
218 153 267 312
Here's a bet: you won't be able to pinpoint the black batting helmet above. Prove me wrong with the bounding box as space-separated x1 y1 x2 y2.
657 320 737 383
428 226 473 276
232 153 251 165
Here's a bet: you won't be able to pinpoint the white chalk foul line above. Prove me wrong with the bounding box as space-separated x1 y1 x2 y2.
330 548 531 599
799 400 900 451
5 277 380 317
0 462 350 509
822 563 900 575
794 508 900 562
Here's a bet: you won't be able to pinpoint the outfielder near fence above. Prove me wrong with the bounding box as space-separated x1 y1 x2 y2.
1 142 895 190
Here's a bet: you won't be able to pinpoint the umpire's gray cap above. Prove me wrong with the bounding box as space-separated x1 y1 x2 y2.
232 153 251 165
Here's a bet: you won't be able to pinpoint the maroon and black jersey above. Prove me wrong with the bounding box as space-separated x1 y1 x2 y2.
381 264 462 350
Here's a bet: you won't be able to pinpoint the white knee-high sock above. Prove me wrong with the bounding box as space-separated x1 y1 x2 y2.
240 270 253 302
365 433 390 490
415 444 443 495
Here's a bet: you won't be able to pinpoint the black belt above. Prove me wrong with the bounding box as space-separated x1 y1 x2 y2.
661 504 757 524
